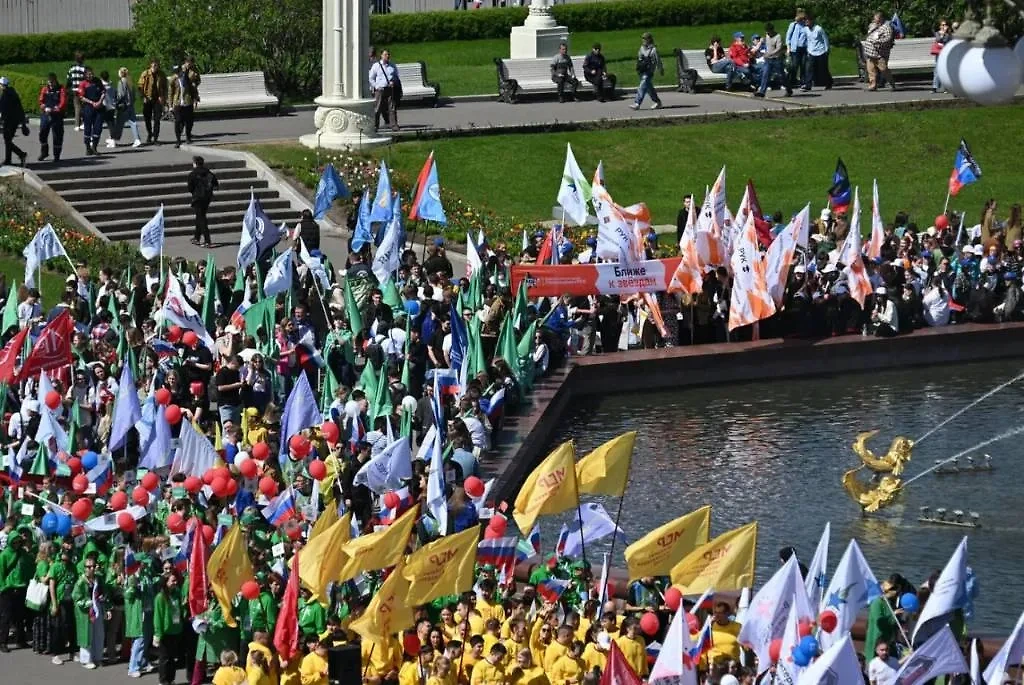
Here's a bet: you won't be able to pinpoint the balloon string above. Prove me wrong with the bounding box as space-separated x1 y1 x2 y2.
914 368 1024 446
902 423 1024 488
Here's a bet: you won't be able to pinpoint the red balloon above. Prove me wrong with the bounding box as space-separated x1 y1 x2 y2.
132 486 150 507
239 459 258 479
487 515 507 536
321 421 340 445
402 633 421 657
639 612 660 636
308 459 327 481
224 478 238 497
117 512 136 533
166 512 185 534
182 331 199 348
818 609 838 633
251 442 270 461
154 388 172 406
935 214 950 231
71 498 93 520
605 580 616 598
289 434 311 458
165 405 182 425
241 580 260 600
664 587 682 612
109 491 128 512
67 457 82 475
211 476 229 498
214 466 231 482
184 476 203 494
463 476 485 499
259 477 278 498
383 491 400 510
797 618 813 638
45 390 61 410
141 471 160 492
189 381 205 397
167 325 183 343
769 638 783 663
72 474 89 493
202 469 216 485
201 525 215 545
685 612 699 634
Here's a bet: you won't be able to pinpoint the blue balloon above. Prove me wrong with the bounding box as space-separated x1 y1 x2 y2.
901 592 920 613
404 299 420 316
798 636 819 659
41 512 59 535
792 646 812 667
82 451 99 471
55 514 72 537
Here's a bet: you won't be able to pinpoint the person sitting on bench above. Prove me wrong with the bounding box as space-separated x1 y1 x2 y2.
550 43 579 103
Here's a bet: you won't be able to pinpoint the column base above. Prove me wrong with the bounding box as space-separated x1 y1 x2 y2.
510 23 570 59
298 97 392 151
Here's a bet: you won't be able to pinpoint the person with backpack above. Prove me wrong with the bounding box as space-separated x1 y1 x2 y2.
37 73 67 162
630 32 664 110
111 67 142 148
186 155 218 248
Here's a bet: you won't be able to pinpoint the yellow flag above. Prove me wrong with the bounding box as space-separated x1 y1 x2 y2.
402 526 480 606
670 521 758 594
299 512 352 605
624 505 711 580
349 560 416 644
319 453 343 504
337 505 419 583
575 431 636 497
307 501 341 543
206 523 254 628
512 441 579 534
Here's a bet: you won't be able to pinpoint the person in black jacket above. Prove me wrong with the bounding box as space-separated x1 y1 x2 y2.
675 194 693 246
298 209 320 251
0 77 29 167
186 155 218 248
582 43 617 102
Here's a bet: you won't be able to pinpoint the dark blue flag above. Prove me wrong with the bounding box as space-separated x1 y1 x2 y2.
313 163 350 220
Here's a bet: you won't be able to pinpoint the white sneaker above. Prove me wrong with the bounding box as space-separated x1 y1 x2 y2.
132 139 142 148
75 125 83 131
651 102 663 109
628 103 639 110
104 139 115 148
52 656 63 665
83 662 97 670
129 672 141 678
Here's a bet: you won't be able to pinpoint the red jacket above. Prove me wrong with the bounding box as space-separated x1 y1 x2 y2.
38 83 67 116
728 42 752 67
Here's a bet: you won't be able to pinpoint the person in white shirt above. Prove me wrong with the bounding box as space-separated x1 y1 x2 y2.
17 289 42 331
368 49 401 132
867 642 900 685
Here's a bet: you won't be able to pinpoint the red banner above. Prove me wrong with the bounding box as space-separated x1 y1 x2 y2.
512 258 681 298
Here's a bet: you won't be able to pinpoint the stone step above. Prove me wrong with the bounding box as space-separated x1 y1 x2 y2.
45 167 257 192
59 177 269 202
102 215 296 242
34 158 245 182
92 202 294 235
72 188 280 215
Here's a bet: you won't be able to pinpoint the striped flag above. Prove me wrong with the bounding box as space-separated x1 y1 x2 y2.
477 536 518 569
537 577 570 603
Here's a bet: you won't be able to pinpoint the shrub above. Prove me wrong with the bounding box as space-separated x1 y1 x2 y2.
3 71 47 114
812 0 1022 45
0 29 139 64
371 8 529 43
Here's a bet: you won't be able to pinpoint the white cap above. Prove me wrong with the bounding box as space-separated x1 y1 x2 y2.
973 244 985 255
0 77 8 87
794 265 806 274
809 234 825 243
24 399 40 412
822 263 838 274
224 324 240 335
876 286 888 295
720 677 740 685
820 208 832 220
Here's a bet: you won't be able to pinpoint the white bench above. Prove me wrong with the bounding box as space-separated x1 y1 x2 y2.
187 71 280 114
396 61 440 106
877 37 935 73
495 55 588 103
673 48 727 91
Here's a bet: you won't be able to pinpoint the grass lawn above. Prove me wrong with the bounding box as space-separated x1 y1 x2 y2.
0 255 65 305
1 22 859 100
243 104 1024 227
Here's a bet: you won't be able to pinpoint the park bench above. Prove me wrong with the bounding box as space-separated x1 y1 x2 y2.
856 37 935 76
185 71 280 114
494 55 588 103
396 61 440 106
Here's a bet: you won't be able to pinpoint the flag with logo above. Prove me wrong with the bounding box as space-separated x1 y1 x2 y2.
828 158 852 214
156 276 215 350
838 188 874 309
796 634 862 685
737 555 815 667
207 523 254 627
403 526 479 605
372 195 404 284
912 536 968 645
139 205 165 260
23 224 70 288
649 605 699 685
575 431 635 497
557 143 592 226
728 213 776 331
804 521 830 606
409 152 447 224
511 440 579 535
353 436 412 494
670 521 757 595
593 178 635 264
668 198 703 295
314 163 350 220
867 179 885 260
764 205 807 308
817 538 880 651
369 160 393 224
337 505 419 583
695 168 728 267
984 610 1024 685
601 640 643 685
949 138 981 196
624 506 710 579
299 512 352 604
351 190 373 253
263 248 294 298
278 372 322 460
893 624 967 685
18 310 73 381
556 502 626 558
776 599 805 685
349 559 415 644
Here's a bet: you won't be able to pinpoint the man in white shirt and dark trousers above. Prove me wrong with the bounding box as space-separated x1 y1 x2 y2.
369 50 401 132
867 641 900 685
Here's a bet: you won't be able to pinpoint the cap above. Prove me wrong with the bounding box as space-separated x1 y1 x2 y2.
822 263 837 274
225 324 240 335
0 77 8 87
751 33 761 39
65 274 77 283
820 208 832 220
24 399 39 412
973 244 985 255
794 265 806 274
876 286 888 295
433 237 444 247
642 31 653 40
733 31 745 38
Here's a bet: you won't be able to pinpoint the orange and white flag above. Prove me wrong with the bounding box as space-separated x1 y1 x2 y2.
728 213 776 331
668 198 703 295
839 188 874 309
593 175 635 263
764 204 809 308
695 168 728 268
867 179 885 261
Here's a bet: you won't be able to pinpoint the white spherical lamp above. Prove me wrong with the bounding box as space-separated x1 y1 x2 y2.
1015 37 1024 77
956 43 1023 105
935 39 968 96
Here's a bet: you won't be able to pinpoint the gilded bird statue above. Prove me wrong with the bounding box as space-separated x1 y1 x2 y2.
842 465 902 513
852 430 914 476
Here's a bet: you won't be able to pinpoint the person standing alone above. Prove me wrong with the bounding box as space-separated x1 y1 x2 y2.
137 59 168 145
37 73 67 161
863 11 896 91
369 50 401 131
169 57 201 148
0 77 30 167
187 155 218 248
77 67 105 155
630 32 663 110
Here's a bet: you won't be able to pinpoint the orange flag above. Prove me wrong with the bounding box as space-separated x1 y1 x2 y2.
728 213 776 331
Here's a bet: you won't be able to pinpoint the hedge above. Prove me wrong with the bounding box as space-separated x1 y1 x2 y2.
0 29 141 65
4 70 47 115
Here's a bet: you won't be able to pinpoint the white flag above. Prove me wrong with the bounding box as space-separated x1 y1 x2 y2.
156 276 216 350
466 232 483 277
298 238 331 292
893 624 968 685
23 223 70 288
912 536 968 645
237 192 261 270
593 182 634 263
353 436 412 494
425 429 447 535
838 188 874 309
595 553 610 619
765 204 808 308
556 143 592 226
694 168 728 266
737 556 814 669
796 634 862 685
469 477 494 513
804 521 830 605
867 178 885 260
557 502 626 558
263 248 294 298
139 205 165 260
649 606 699 685
970 638 981 685
371 200 403 284
776 595 805 685
171 420 219 478
984 610 1024 685
818 538 881 651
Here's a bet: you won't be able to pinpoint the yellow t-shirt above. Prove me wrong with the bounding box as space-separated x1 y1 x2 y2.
477 599 506 625
470 659 507 685
502 637 530 666
460 651 481 684
299 653 329 685
362 637 402 679
399 661 432 685
246 642 279 685
528 620 548 665
213 666 247 685
707 620 742 665
548 655 583 685
441 621 460 643
542 642 568 672
508 666 549 685
614 635 648 677
468 613 486 637
427 676 453 685
574 618 591 644
278 657 301 685
580 643 606 675
482 633 501 657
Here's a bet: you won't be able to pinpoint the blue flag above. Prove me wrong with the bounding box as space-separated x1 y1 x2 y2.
243 194 282 260
313 163 350 220
108 363 141 452
278 372 323 460
138 399 172 470
949 138 981 196
263 248 294 298
351 190 373 254
448 297 467 372
368 161 393 224
411 158 447 225
890 13 906 38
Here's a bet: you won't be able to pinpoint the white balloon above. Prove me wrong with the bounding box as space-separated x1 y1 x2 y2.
935 39 967 96
956 45 1023 105
344 399 360 418
401 395 418 413
233 451 249 469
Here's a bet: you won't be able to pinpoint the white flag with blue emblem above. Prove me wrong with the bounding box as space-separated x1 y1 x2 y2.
263 249 294 298
818 538 881 651
23 224 70 288
796 634 862 685
738 555 815 668
894 624 967 685
804 521 830 605
139 205 165 260
912 536 968 645
353 436 412 494
371 196 403 284
425 429 448 535
298 238 331 292
556 143 592 226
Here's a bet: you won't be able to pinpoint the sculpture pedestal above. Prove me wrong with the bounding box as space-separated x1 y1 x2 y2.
509 7 568 59
298 96 391 151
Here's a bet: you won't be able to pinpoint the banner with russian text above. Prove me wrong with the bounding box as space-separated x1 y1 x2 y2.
511 258 681 298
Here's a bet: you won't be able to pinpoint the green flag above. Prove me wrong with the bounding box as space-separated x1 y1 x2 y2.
371 361 392 421
233 264 245 297
243 297 277 340
400 315 411 390
400 407 413 438
512 280 529 331
343 277 363 337
381 278 402 312
517 320 538 392
29 443 50 476
321 365 341 415
1 279 17 333
495 314 519 376
468 271 482 311
467 315 487 379
358 361 378 408
201 254 216 335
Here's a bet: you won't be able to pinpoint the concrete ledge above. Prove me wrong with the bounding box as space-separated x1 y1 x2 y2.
0 166 109 242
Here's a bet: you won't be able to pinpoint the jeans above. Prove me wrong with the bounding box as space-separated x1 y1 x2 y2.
39 114 65 160
143 99 162 141
759 58 786 93
710 59 735 88
82 106 102 148
634 72 661 105
129 637 149 673
788 47 807 89
933 58 942 90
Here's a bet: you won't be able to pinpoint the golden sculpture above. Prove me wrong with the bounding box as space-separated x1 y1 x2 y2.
842 466 902 513
852 430 915 476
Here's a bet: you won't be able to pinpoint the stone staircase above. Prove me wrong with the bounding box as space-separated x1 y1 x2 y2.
34 159 299 242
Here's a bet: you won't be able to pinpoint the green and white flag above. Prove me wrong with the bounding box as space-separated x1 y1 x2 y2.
556 142 591 226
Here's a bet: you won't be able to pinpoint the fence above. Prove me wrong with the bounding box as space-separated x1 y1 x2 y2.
0 0 133 34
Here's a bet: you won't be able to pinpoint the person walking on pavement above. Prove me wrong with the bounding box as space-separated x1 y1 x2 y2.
77 67 106 156
113 67 143 148
369 49 401 132
863 11 897 91
138 59 168 145
37 72 67 161
630 32 664 110
756 23 790 97
802 14 833 91
169 57 201 148
0 77 30 167
187 155 218 248
67 51 87 131
785 10 808 93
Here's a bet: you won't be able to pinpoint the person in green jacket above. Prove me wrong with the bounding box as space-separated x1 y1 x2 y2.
298 588 327 638
125 555 158 676
153 571 185 685
32 540 54 655
863 580 901 661
72 552 109 669
195 590 237 683
48 542 79 664
0 532 35 651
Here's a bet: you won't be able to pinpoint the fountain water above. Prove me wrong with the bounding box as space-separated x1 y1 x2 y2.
913 368 1024 446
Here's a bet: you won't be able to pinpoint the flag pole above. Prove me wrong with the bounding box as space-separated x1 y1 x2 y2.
943 189 951 215
572 441 587 568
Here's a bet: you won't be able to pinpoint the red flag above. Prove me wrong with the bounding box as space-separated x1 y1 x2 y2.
18 310 73 381
408 152 434 221
273 551 301 663
0 328 30 384
600 640 643 685
187 519 209 617
535 231 553 266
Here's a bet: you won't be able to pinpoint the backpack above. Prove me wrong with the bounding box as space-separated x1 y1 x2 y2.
636 54 653 75
195 171 216 201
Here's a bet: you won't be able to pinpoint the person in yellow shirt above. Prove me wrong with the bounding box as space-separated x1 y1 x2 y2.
573 602 596 644
706 602 742 667
548 641 585 685
247 633 279 685
362 636 402 685
299 640 330 685
428 655 454 685
279 652 302 685
542 625 573 672
476 580 507 625
500 602 527 640
502 619 531 667
614 618 648 678
470 643 508 685
529 619 553 668
440 605 461 643
580 626 607 676
482 619 502 656
213 650 247 685
598 606 619 639
460 636 485 684
508 649 549 685
458 597 486 637
400 646 436 685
